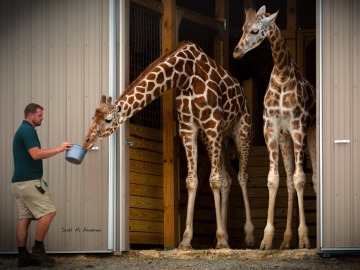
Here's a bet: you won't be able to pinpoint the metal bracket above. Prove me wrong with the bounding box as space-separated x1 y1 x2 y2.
126 139 135 147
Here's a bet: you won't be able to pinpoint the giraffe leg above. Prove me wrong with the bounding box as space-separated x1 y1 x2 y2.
209 139 230 249
178 176 197 250
238 170 254 248
220 153 231 244
292 130 311 249
212 172 230 249
260 124 280 250
307 124 317 194
233 114 254 248
201 132 230 249
294 168 311 248
261 170 279 250
279 134 295 249
178 131 198 250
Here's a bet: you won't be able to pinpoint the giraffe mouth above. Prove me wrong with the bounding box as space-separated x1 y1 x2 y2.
83 138 95 150
233 49 245 59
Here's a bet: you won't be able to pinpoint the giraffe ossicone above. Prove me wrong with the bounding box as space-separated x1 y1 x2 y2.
83 42 255 249
233 6 317 250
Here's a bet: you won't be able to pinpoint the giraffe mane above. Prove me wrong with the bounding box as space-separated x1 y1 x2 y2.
116 41 192 103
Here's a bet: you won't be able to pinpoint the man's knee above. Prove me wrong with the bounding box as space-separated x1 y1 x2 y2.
49 211 56 219
42 211 56 220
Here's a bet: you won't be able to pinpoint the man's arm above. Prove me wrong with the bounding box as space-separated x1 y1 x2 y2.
28 142 73 160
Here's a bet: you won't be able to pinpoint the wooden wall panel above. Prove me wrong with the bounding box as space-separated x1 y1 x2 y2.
129 124 164 246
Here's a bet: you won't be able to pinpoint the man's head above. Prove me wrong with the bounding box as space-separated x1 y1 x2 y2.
24 103 44 127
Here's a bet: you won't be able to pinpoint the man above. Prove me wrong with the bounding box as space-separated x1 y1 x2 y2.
12 103 73 267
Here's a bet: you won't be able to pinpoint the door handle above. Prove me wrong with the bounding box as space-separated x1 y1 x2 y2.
334 140 350 144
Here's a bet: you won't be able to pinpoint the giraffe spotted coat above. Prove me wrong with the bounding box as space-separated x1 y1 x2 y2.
83 42 254 249
233 6 317 250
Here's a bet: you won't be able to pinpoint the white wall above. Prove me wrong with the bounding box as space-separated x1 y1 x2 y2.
319 0 360 251
0 0 111 252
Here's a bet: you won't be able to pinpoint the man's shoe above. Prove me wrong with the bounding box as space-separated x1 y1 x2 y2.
31 245 55 265
17 251 42 268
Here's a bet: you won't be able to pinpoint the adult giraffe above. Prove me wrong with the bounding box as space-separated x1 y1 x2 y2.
233 6 316 250
83 41 254 249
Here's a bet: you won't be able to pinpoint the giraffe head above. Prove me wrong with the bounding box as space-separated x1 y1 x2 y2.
233 5 278 59
83 95 121 150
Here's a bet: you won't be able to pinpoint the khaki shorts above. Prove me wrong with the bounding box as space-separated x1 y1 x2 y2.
12 179 56 219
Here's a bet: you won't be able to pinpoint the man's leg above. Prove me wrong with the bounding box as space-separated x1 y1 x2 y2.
16 219 42 267
16 218 31 246
31 211 57 265
35 211 56 241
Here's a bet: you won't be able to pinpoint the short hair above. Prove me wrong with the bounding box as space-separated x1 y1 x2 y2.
24 103 44 118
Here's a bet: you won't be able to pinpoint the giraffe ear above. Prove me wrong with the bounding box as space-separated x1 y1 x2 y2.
257 5 266 15
115 105 121 113
261 11 278 26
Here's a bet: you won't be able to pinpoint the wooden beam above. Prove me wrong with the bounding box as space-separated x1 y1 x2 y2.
131 0 163 13
287 0 297 30
286 0 297 58
161 0 178 250
177 7 222 32
243 0 255 9
215 0 229 69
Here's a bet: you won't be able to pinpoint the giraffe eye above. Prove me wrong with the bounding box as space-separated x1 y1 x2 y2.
105 117 112 123
250 29 259 35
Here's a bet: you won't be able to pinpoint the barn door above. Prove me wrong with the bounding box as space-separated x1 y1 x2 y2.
0 0 111 252
319 0 360 252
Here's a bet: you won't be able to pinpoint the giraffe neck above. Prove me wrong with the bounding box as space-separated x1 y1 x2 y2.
267 24 294 79
115 42 194 123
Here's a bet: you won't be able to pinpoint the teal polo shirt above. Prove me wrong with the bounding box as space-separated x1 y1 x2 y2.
12 120 43 182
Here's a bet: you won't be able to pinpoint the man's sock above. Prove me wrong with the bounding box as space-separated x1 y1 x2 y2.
34 239 44 247
18 246 27 254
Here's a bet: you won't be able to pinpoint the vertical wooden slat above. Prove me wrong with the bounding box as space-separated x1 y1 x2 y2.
161 0 178 249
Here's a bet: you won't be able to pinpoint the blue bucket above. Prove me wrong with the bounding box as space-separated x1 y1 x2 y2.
65 144 87 165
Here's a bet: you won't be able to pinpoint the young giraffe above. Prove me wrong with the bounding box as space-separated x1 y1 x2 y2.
233 6 317 250
83 41 254 249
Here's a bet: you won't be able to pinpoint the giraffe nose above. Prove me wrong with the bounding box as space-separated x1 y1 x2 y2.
233 46 244 59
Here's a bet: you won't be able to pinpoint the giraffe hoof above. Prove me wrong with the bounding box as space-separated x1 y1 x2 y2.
178 244 192 250
245 236 255 249
298 243 311 249
246 241 255 249
259 242 272 250
280 244 291 250
215 243 230 249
